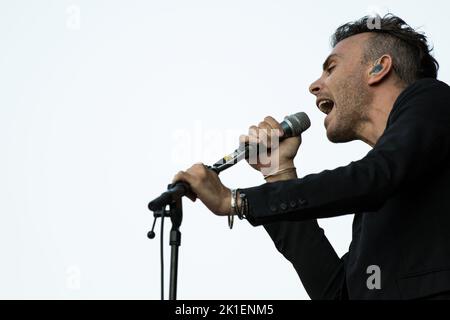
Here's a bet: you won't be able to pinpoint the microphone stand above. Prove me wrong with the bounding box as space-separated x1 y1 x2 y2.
148 183 186 300
147 151 240 300
167 196 182 299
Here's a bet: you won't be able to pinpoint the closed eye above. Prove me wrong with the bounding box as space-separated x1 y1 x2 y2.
327 65 336 74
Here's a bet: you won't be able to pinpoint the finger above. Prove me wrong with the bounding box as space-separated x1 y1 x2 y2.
248 125 258 136
239 134 248 144
239 134 251 148
248 126 261 144
188 162 205 170
264 116 283 136
259 121 279 139
172 170 198 202
172 170 195 185
247 134 260 145
188 163 208 181
258 121 272 131
258 121 272 146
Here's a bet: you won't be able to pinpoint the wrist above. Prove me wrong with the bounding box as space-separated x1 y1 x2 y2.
265 169 297 182
264 162 297 182
222 187 233 216
263 161 297 182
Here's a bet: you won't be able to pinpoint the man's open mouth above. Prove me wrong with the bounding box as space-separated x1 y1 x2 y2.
316 98 335 115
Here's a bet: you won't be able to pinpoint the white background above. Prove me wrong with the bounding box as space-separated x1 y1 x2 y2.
0 0 448 299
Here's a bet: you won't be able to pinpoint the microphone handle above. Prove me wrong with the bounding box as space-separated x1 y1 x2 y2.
207 126 295 174
207 146 248 174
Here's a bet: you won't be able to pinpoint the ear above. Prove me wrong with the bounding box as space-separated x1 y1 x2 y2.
367 55 393 86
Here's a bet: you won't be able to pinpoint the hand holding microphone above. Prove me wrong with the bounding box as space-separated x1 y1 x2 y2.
239 113 310 178
207 112 310 175
150 112 311 215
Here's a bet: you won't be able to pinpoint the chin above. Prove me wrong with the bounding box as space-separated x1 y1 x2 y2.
326 126 355 143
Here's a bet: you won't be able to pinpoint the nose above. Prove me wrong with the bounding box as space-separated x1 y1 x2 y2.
309 78 322 96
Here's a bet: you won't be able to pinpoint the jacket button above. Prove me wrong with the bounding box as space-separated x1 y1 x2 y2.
270 205 277 212
299 198 308 206
280 203 287 210
289 201 297 208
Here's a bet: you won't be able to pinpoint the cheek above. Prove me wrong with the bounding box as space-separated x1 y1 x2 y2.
324 73 343 98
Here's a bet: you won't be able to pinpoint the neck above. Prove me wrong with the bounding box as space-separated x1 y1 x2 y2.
355 86 404 147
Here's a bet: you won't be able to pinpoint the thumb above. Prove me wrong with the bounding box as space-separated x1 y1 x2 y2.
171 171 197 202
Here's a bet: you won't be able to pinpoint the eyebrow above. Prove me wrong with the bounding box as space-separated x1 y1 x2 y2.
322 54 340 71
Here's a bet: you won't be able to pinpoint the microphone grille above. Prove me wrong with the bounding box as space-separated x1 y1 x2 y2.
284 112 311 136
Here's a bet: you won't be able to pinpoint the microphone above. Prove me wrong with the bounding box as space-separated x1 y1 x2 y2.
280 112 311 137
148 112 311 211
207 112 311 174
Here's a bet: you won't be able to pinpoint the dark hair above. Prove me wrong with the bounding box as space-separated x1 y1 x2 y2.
331 14 439 85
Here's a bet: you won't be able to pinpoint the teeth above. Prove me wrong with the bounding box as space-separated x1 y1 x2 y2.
319 99 332 108
318 99 334 113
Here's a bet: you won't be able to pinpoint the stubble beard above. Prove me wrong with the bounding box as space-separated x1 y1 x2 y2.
327 75 373 143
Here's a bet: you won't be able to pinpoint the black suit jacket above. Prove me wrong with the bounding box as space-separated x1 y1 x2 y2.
241 78 450 299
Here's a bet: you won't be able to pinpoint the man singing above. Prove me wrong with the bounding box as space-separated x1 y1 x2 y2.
171 14 450 300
